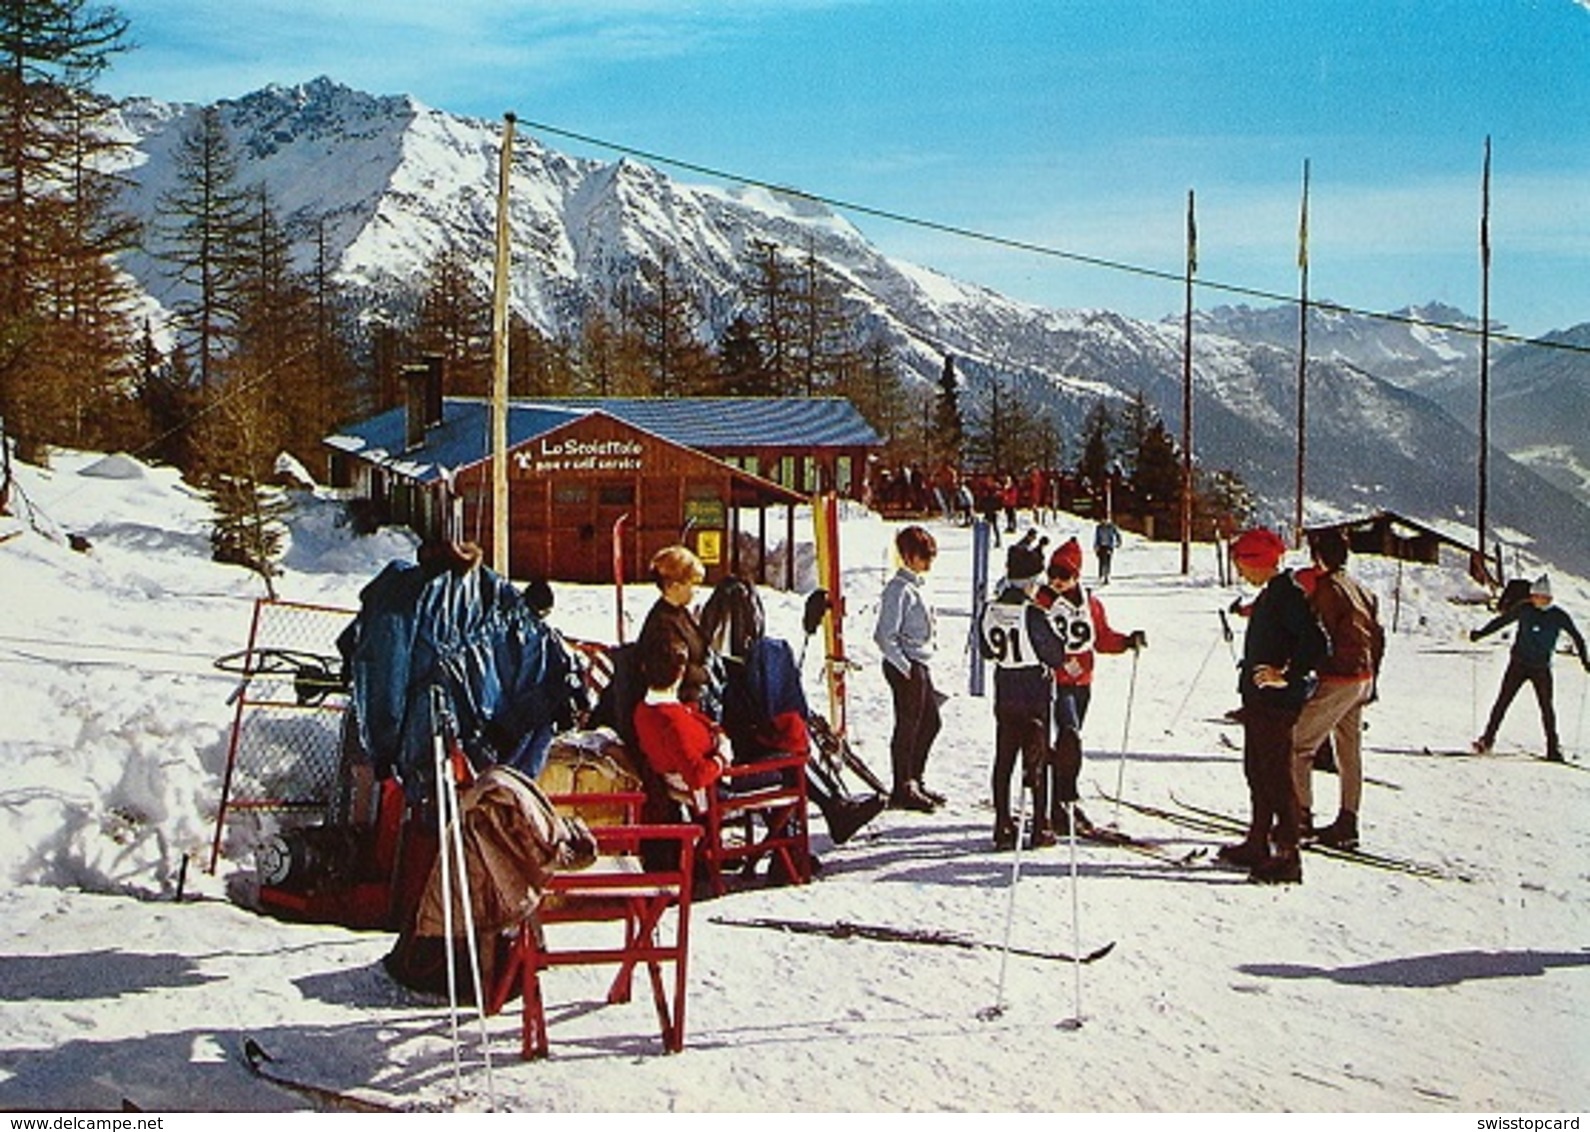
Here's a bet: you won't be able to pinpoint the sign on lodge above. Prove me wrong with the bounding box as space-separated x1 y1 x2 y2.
324 360 878 587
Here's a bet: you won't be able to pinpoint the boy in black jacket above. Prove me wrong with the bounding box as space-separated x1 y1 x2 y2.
1221 528 1328 884
977 536 1072 849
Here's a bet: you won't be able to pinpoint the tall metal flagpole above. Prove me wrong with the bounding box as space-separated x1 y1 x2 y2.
1477 135 1492 572
1295 158 1310 545
1180 189 1196 575
490 112 516 577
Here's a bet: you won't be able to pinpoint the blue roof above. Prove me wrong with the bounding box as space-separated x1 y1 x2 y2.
555 397 883 449
326 396 881 484
324 399 587 484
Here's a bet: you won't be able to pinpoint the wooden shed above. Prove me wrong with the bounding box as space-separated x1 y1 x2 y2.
1304 510 1492 583
325 390 815 587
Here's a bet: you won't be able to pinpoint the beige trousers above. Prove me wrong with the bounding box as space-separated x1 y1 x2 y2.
1291 678 1373 816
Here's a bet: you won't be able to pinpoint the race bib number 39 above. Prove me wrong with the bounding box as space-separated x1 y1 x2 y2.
1049 599 1095 654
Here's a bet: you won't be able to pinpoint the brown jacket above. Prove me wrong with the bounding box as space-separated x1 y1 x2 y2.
1309 569 1384 681
416 766 597 943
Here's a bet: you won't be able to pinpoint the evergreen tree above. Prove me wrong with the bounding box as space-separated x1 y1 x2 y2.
744 238 795 396
1078 399 1117 488
1132 416 1182 533
715 313 766 395
932 354 963 468
413 240 489 394
1119 390 1158 479
154 105 252 393
632 251 713 396
1197 467 1255 534
0 0 135 460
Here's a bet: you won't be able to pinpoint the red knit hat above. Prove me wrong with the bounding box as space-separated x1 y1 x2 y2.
1230 527 1287 569
1048 537 1084 579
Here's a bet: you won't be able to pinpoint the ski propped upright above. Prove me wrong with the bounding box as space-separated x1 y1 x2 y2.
813 491 849 737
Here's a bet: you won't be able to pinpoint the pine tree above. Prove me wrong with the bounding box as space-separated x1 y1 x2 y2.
413 240 489 394
932 354 964 468
632 251 712 396
715 313 766 395
1078 399 1117 488
0 0 135 460
744 238 795 396
1132 416 1182 535
154 105 252 393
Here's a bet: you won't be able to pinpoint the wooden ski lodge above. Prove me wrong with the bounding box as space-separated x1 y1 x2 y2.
323 365 882 587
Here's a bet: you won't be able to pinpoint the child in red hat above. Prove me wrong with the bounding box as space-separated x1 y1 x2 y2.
1221 528 1327 884
1033 536 1146 840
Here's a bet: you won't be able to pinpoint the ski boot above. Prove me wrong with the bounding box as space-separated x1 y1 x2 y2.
1314 809 1359 849
1249 848 1303 885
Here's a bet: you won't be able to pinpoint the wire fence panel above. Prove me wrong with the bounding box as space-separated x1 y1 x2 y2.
211 599 357 868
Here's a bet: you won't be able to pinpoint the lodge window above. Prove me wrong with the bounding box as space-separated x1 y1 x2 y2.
802 456 819 493
837 455 853 494
777 455 795 488
598 483 635 507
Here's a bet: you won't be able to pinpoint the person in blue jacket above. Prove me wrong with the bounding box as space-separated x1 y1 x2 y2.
873 525 944 811
1470 574 1589 762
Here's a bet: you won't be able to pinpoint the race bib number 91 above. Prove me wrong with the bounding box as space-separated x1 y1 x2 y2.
980 603 1034 669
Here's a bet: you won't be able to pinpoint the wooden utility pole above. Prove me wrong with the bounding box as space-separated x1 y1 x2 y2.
1295 158 1311 545
490 112 516 576
1477 135 1492 569
1180 189 1196 575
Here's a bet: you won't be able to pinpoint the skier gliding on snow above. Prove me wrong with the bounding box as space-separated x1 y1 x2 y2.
1469 574 1588 762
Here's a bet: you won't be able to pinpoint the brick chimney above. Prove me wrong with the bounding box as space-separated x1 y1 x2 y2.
402 354 445 450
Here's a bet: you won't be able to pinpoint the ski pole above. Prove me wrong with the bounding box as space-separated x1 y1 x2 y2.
1575 666 1587 754
1110 648 1141 829
1059 799 1084 1031
441 748 496 1107
979 765 1030 1022
1165 619 1224 734
431 691 463 1090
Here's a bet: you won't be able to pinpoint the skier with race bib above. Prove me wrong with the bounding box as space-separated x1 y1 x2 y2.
1034 537 1146 837
977 535 1074 850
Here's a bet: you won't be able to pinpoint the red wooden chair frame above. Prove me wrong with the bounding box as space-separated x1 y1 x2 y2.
566 636 813 900
487 791 701 1059
696 752 811 898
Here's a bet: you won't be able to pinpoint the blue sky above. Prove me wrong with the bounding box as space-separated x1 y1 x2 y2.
101 0 1590 338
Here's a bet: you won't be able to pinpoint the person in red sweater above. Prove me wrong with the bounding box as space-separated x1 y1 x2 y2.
632 639 733 810
1034 536 1145 835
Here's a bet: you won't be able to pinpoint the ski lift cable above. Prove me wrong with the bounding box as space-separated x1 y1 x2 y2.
515 116 1590 359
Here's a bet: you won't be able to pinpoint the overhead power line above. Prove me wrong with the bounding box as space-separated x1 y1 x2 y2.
516 117 1590 358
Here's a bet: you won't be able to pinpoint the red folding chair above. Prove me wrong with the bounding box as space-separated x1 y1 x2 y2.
488 792 701 1059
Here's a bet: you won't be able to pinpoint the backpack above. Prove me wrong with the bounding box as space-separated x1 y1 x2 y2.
699 574 765 660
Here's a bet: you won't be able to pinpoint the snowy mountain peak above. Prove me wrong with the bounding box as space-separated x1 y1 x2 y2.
107 78 1590 573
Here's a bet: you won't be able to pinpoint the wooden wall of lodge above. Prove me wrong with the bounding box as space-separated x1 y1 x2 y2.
449 414 788 586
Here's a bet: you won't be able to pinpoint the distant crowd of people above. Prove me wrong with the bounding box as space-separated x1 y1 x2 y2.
869 462 1136 538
